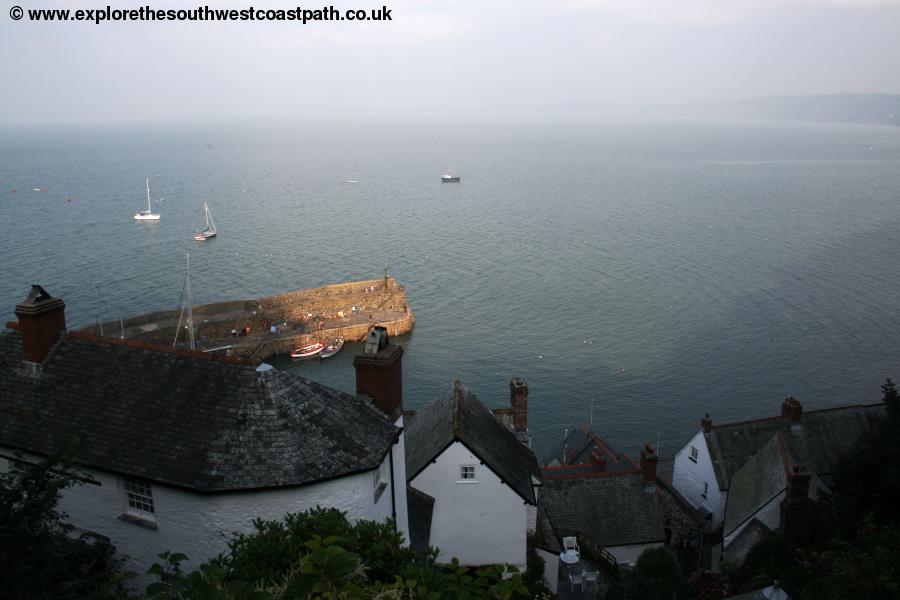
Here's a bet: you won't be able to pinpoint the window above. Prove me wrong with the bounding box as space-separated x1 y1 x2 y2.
124 478 155 516
459 465 476 481
689 446 698 463
701 481 708 499
373 459 389 502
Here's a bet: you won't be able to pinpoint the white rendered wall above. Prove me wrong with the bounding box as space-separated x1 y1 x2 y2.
1 450 394 588
409 441 528 569
536 548 559 594
673 430 726 529
607 542 664 566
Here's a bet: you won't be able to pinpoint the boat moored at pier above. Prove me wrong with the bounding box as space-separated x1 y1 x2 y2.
320 337 344 359
290 342 325 360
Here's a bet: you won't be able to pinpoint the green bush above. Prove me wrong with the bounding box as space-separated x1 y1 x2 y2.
145 509 536 600
627 546 681 600
0 451 133 600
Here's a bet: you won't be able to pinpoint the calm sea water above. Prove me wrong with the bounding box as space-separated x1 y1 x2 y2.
2 118 899 458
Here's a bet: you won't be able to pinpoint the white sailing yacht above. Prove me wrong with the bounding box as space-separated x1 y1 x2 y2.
193 202 217 240
133 178 161 221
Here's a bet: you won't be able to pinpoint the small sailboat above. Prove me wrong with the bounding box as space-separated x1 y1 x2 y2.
134 178 161 221
441 169 461 183
319 337 344 359
290 342 326 360
193 202 217 241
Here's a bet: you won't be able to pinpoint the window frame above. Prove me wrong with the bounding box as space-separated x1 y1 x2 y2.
121 477 156 525
373 457 390 503
458 464 477 482
689 446 699 463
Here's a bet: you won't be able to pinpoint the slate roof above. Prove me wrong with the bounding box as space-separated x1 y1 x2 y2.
724 432 830 538
405 380 541 504
545 423 619 466
543 425 640 477
705 403 885 490
541 474 666 548
0 328 399 492
534 503 562 553
406 486 435 551
722 435 788 537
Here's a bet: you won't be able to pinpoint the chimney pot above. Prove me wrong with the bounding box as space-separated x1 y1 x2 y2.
15 285 67 364
701 413 713 433
781 397 803 422
787 464 811 501
510 377 528 431
640 443 658 483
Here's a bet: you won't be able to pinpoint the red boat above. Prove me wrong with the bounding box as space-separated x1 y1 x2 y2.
290 342 325 360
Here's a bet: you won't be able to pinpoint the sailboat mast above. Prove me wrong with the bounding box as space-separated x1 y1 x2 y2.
186 253 196 350
205 202 210 228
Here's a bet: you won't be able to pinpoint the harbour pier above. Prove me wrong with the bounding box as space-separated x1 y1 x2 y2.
87 276 415 361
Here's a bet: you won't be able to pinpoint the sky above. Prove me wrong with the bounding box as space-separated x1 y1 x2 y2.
1 0 900 126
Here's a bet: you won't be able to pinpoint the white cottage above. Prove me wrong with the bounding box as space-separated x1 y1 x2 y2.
404 380 542 571
0 286 410 585
672 398 885 564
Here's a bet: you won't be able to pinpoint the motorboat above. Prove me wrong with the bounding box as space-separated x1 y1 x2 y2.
290 342 325 360
441 169 461 182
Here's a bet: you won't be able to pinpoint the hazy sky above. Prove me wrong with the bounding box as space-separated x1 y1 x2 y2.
2 0 900 125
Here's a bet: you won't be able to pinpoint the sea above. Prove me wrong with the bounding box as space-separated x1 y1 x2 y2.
2 117 899 459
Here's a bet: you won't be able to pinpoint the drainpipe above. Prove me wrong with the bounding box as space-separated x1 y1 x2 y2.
389 444 396 521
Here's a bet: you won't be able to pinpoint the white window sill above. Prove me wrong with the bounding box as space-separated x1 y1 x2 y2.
456 480 479 484
119 512 158 530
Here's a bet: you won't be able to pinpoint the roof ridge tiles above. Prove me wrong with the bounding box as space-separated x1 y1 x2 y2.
542 468 642 481
66 330 251 366
775 431 792 475
709 402 885 430
452 379 463 438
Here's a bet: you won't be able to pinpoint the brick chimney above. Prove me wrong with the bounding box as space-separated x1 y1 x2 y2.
786 464 811 501
640 443 658 483
781 397 802 423
15 285 67 363
701 413 713 433
354 327 403 422
782 464 812 544
589 446 606 472
510 377 528 431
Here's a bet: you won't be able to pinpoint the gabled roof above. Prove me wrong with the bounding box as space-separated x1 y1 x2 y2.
0 328 399 492
533 503 562 554
724 432 829 538
705 403 885 490
723 435 788 537
542 425 641 477
541 474 666 548
405 380 541 504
